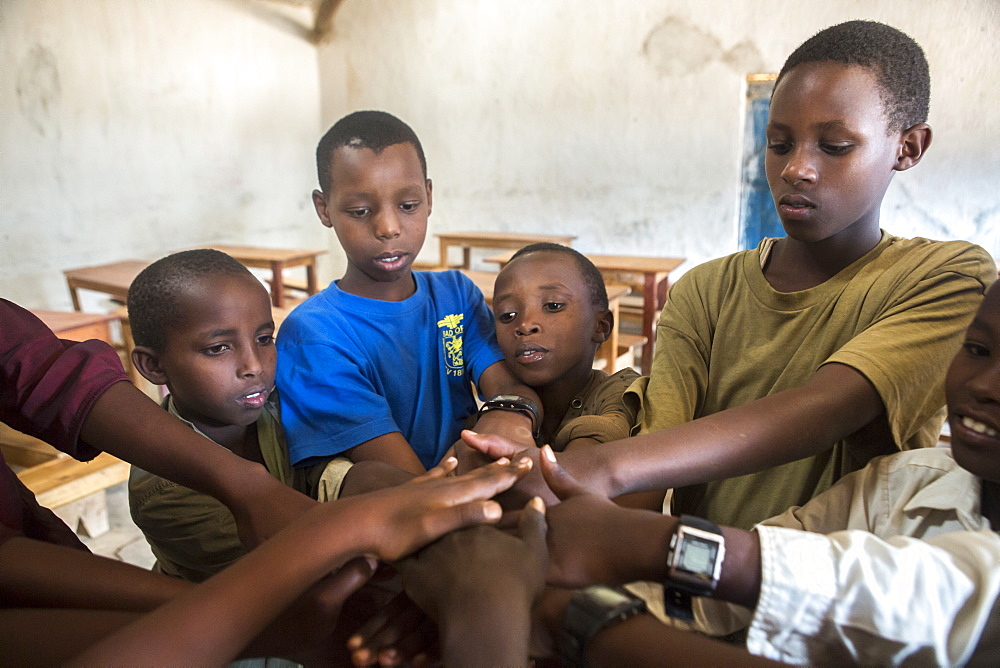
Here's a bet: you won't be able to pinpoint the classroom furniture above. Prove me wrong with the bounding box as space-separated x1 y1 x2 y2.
200 245 327 307
63 259 149 311
460 270 631 372
1 425 130 538
485 251 686 374
31 309 121 346
436 231 576 270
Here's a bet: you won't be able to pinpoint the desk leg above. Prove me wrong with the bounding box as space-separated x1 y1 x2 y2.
602 301 621 371
306 262 319 295
641 274 657 375
439 238 450 270
271 262 285 307
462 247 471 270
67 282 83 312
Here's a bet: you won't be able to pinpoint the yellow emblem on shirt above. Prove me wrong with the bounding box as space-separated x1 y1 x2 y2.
437 314 464 376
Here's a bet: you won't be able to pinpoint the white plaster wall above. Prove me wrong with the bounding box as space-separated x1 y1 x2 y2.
0 0 325 309
316 0 1000 275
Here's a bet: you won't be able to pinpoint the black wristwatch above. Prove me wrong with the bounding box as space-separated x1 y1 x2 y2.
558 585 647 667
476 394 540 438
663 514 725 622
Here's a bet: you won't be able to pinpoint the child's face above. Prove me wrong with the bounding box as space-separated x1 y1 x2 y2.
156 273 276 432
946 284 1000 484
765 62 904 245
493 251 611 391
313 142 431 299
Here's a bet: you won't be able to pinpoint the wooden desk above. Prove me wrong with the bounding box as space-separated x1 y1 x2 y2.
63 259 149 311
485 252 686 374
460 270 630 372
202 245 327 307
31 309 121 345
437 232 576 270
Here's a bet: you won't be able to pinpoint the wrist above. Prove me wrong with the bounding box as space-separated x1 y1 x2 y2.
439 585 533 663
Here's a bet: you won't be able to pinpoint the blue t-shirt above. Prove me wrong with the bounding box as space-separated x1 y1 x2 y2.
276 270 503 469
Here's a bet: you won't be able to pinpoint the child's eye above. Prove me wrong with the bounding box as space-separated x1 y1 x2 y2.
497 312 516 324
400 201 420 213
346 207 370 219
543 302 565 312
203 344 230 356
821 143 853 156
257 334 275 346
963 342 990 358
766 141 791 155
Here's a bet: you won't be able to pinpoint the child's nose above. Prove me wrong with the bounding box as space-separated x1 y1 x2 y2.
373 210 402 240
515 319 540 336
239 349 264 377
781 147 817 185
967 363 1000 404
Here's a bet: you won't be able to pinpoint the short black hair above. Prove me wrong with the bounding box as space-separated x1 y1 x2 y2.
776 20 930 132
128 249 255 352
507 243 608 312
316 110 427 192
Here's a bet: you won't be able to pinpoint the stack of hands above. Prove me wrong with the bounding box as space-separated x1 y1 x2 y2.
340 433 653 667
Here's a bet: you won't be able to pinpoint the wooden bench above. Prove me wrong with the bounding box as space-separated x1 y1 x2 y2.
1 424 130 538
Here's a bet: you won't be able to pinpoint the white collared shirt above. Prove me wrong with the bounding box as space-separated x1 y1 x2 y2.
700 447 1000 664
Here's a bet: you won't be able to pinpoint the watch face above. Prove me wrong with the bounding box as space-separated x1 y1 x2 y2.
677 535 719 577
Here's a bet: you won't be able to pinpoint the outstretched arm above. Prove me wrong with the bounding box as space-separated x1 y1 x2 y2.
81 381 317 547
466 362 884 498
538 446 761 608
67 457 531 665
398 498 548 665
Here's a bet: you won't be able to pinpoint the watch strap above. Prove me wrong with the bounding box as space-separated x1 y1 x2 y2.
558 585 646 667
477 394 541 438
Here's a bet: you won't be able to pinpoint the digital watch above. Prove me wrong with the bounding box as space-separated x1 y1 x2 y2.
663 514 726 622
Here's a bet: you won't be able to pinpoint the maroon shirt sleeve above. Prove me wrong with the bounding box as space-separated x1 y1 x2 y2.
1 299 129 460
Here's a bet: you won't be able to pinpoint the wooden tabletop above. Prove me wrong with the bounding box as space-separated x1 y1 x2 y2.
200 244 327 265
31 310 121 333
436 231 576 245
63 259 150 309
485 250 684 274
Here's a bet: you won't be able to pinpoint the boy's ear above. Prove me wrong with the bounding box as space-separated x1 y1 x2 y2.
592 309 614 344
894 123 933 172
132 346 169 386
425 178 433 217
312 189 333 228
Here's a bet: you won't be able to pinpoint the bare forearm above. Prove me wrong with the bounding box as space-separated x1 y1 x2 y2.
339 460 416 496
81 382 276 508
439 591 533 665
565 364 884 497
0 537 189 611
68 503 363 665
585 614 779 666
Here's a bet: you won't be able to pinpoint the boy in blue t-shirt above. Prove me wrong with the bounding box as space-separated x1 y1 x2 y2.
277 111 541 476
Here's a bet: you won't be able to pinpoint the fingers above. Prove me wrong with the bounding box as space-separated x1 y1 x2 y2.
315 558 375 613
518 497 549 565
537 444 592 501
460 429 524 459
347 594 429 666
431 456 528 508
412 456 458 483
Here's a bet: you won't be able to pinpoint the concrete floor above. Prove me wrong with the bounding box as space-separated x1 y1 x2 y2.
80 481 156 569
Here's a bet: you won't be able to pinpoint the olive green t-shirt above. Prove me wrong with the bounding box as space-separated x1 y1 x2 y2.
627 232 995 530
128 395 293 582
551 368 640 451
